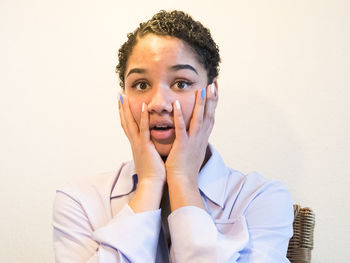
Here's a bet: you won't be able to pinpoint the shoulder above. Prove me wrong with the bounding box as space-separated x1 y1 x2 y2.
244 171 292 207
204 145 293 218
53 161 131 229
232 170 291 199
226 169 293 225
56 162 128 201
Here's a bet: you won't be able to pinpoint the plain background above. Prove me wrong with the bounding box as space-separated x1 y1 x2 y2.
1 0 349 262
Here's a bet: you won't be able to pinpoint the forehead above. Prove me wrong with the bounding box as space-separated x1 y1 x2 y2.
126 34 204 72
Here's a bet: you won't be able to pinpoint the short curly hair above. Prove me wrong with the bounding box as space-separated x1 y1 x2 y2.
116 10 221 89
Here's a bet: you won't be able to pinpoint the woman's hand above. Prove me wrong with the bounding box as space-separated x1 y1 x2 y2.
165 83 218 211
119 95 166 212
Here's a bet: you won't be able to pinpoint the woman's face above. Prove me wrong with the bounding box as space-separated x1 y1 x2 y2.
123 34 208 156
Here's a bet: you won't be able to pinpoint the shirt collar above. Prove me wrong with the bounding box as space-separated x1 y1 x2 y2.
111 144 229 208
111 161 137 199
198 144 229 208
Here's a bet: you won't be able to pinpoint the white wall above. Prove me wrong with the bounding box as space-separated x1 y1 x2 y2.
1 0 349 262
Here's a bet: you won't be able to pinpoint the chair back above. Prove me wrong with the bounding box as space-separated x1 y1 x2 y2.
287 204 315 263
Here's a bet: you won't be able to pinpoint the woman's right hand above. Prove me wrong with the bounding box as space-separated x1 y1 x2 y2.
118 94 165 212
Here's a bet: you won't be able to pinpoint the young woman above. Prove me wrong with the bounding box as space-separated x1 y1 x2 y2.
53 10 294 263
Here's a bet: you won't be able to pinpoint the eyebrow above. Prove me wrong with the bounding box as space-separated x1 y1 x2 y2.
126 64 198 78
126 68 147 77
170 64 198 75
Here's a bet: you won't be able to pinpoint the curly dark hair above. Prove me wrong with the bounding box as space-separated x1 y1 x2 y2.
116 10 221 89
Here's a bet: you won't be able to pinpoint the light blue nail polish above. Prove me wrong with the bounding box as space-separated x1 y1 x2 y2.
120 94 123 104
201 87 205 99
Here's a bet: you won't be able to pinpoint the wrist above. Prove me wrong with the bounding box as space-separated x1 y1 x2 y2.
138 177 165 189
167 175 204 212
167 172 198 189
129 178 165 213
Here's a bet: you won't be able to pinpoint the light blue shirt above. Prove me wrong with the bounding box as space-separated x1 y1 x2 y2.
53 145 293 262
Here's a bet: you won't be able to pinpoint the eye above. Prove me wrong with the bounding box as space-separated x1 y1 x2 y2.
132 81 149 91
174 81 192 90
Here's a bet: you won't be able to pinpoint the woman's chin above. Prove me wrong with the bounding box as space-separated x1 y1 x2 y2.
154 142 172 157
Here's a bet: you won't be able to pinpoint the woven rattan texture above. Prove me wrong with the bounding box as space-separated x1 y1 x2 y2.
286 205 315 263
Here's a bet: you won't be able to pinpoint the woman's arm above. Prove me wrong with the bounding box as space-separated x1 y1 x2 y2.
53 189 162 263
164 83 220 261
119 95 166 213
166 83 218 212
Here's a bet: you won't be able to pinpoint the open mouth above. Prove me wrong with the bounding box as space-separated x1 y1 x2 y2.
150 120 174 131
151 125 173 131
150 122 175 142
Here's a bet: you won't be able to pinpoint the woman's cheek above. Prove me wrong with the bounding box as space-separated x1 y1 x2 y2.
180 96 196 129
129 99 142 124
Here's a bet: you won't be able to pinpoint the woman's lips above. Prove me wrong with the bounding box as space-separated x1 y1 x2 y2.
150 128 175 144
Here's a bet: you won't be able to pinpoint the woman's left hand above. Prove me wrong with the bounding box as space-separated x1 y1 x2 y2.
165 83 218 210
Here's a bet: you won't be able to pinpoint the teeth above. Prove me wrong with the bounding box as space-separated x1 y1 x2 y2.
152 125 171 130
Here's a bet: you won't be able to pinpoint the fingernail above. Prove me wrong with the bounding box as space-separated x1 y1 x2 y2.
211 83 215 94
201 87 205 99
119 93 123 104
142 102 145 112
175 100 180 110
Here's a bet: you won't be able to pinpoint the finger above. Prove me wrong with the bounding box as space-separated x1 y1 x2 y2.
139 102 150 141
118 93 130 138
121 94 139 138
203 82 218 136
173 100 187 141
189 86 206 135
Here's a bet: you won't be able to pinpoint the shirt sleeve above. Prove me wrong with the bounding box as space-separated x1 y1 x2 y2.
53 190 161 263
168 182 294 263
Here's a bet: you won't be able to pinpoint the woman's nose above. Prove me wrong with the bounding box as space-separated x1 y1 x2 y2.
147 86 173 114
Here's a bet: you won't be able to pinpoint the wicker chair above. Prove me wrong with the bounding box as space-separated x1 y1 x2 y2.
286 204 315 263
